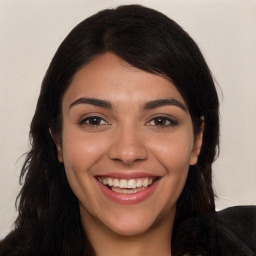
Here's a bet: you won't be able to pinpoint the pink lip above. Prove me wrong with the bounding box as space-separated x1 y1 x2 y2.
96 177 160 205
95 171 157 179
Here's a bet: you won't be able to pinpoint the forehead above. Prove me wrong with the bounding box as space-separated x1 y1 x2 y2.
63 52 187 108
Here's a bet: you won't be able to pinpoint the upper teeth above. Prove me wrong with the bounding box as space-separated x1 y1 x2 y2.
98 177 154 188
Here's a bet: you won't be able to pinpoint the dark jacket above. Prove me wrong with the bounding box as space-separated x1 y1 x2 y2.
172 206 256 256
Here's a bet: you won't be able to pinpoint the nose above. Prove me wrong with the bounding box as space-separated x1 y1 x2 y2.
108 125 148 164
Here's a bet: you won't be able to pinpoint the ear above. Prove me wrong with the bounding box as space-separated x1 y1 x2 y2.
49 128 64 163
189 119 204 166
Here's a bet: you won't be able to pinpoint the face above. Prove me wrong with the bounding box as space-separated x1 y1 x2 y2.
55 53 203 237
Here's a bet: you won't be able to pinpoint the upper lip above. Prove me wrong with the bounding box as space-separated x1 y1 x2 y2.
94 171 161 179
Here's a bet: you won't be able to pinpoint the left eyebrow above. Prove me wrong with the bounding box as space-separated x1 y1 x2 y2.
69 97 113 109
143 98 187 112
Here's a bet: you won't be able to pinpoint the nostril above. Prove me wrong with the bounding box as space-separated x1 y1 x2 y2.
108 140 148 164
108 148 148 164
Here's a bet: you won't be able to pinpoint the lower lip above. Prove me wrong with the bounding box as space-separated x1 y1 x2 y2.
96 178 160 205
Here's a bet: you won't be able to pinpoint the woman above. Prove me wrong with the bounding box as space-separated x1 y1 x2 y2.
0 5 255 256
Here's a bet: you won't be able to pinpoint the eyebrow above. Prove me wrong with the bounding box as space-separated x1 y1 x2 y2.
143 98 187 112
69 97 186 112
69 97 112 109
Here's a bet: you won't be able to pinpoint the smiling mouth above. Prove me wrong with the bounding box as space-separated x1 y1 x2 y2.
97 176 159 194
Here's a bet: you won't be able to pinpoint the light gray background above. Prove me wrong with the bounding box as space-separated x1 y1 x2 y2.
1 0 256 238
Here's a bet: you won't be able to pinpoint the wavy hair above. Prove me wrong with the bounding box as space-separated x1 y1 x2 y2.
0 5 219 256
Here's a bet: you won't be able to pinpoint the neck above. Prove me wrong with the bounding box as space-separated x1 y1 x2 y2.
81 209 175 256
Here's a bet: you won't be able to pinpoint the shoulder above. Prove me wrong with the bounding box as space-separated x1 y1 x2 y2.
172 206 256 256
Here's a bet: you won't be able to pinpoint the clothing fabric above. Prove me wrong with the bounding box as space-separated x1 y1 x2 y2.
172 206 256 256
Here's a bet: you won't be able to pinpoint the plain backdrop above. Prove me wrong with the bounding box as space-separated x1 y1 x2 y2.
1 0 256 238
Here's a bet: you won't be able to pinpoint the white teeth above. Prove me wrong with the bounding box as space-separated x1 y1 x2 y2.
119 179 127 188
113 178 119 187
136 179 143 188
143 179 149 187
107 177 113 186
102 178 107 185
98 176 156 189
112 186 145 194
127 179 136 188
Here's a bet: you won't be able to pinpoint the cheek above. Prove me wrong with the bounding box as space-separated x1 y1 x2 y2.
60 129 109 210
61 128 107 170
156 136 192 204
60 128 109 195
150 133 193 170
149 132 193 198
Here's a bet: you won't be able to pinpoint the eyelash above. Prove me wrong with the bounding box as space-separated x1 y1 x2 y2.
78 116 109 127
78 115 178 128
146 115 178 128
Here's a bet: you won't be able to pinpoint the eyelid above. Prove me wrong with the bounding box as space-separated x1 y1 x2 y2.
145 114 178 127
78 113 110 126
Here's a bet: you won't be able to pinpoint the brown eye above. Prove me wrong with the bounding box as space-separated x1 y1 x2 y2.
80 116 108 126
147 116 178 127
154 117 168 126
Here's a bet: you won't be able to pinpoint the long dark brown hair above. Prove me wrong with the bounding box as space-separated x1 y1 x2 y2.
0 5 219 256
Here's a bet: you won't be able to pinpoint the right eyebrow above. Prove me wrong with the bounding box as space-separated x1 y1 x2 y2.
143 98 187 112
69 97 113 109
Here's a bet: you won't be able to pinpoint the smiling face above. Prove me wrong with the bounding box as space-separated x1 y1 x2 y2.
54 53 203 239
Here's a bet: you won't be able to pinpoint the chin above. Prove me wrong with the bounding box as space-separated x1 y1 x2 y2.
100 207 171 237
108 218 155 237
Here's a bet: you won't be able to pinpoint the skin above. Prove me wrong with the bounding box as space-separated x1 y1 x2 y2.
53 53 203 256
